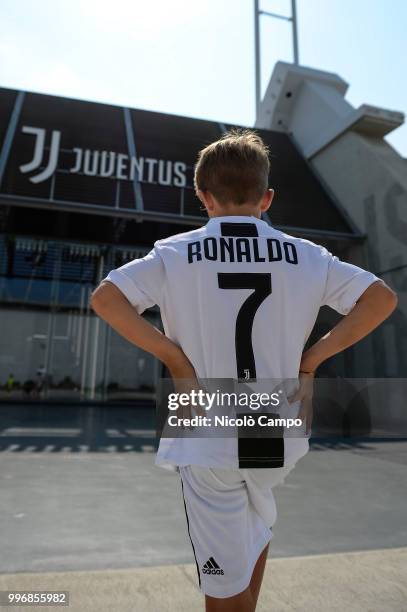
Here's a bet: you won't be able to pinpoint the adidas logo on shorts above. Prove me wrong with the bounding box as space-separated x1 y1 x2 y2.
202 557 224 575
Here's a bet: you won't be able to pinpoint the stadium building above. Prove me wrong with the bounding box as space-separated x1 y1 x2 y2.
0 62 405 402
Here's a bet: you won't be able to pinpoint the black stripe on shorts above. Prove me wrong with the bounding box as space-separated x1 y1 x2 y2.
180 477 201 588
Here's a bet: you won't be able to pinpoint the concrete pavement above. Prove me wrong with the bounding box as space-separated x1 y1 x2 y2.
0 548 406 611
0 405 406 610
1 441 406 572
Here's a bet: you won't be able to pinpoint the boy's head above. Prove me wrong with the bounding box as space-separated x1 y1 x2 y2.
194 128 274 217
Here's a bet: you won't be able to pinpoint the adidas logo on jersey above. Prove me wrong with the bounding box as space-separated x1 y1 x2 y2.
202 557 224 575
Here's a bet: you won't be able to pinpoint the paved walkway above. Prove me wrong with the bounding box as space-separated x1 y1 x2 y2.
1 441 406 572
1 408 406 610
0 548 406 611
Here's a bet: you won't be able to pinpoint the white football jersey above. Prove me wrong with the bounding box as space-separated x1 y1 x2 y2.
103 215 380 469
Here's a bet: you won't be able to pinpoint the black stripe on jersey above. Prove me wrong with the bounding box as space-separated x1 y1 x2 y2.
238 438 285 468
237 412 285 468
220 222 258 237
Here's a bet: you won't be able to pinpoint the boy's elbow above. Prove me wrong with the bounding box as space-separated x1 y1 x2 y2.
90 282 110 313
89 288 101 314
375 281 398 316
386 286 398 313
358 280 398 321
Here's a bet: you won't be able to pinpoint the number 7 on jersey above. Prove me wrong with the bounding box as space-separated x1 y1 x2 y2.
217 273 272 381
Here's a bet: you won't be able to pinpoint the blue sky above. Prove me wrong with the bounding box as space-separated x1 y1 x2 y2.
0 0 406 155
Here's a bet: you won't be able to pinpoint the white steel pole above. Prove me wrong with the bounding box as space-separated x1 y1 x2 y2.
254 0 261 118
291 0 299 64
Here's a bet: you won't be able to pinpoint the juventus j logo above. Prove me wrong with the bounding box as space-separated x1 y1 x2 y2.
19 126 61 184
244 369 251 380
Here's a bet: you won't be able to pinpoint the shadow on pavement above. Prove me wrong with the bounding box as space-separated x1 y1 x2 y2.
0 402 158 453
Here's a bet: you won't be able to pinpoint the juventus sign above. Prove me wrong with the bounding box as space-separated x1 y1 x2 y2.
19 125 187 188
0 86 208 223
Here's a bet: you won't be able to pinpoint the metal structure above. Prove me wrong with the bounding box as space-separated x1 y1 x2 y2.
254 0 299 117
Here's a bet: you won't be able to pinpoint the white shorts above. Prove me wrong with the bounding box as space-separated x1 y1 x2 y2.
179 463 295 598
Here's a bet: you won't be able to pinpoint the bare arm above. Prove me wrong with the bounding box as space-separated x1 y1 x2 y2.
288 280 397 433
90 281 196 379
300 279 398 374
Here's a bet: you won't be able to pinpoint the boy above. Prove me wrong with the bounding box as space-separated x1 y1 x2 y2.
91 129 397 611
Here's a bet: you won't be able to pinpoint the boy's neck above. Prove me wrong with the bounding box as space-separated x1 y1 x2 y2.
210 205 262 219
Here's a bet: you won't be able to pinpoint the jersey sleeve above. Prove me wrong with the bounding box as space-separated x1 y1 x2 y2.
321 248 381 315
102 244 165 314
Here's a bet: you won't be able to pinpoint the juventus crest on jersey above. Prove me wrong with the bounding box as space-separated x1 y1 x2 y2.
103 215 379 469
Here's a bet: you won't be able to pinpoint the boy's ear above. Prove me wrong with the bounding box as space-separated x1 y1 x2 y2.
261 188 274 213
197 189 214 212
196 188 205 204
